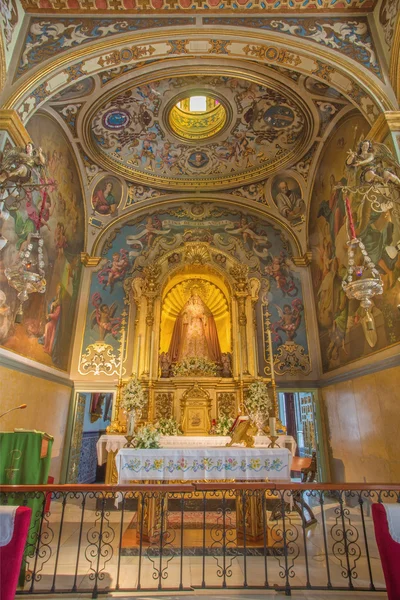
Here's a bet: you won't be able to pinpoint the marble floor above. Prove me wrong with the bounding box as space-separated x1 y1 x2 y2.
19 492 388 597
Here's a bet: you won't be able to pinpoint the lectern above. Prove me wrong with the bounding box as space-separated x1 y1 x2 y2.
0 430 54 584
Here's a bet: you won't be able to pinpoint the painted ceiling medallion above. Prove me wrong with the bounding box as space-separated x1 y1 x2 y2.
87 75 314 191
168 94 228 141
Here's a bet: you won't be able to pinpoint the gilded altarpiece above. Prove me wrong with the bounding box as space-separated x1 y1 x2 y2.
79 204 310 420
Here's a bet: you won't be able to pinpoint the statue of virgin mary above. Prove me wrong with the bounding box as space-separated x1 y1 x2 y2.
168 290 222 364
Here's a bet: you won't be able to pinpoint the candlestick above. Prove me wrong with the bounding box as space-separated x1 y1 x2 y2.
149 330 154 380
269 416 276 437
135 335 141 378
267 327 275 383
119 329 126 379
238 331 243 380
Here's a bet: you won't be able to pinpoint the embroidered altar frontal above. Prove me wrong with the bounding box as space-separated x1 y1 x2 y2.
116 447 292 482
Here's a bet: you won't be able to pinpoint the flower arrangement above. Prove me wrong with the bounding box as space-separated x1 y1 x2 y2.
121 377 145 414
244 380 272 416
156 417 182 436
173 356 218 377
214 415 234 436
133 425 160 449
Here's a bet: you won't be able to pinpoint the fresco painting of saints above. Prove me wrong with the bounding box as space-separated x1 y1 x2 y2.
0 114 84 370
309 114 400 372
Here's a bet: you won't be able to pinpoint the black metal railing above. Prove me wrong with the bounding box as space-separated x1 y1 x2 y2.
1 482 398 597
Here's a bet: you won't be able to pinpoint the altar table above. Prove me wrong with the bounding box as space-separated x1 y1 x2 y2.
97 434 296 484
116 446 292 483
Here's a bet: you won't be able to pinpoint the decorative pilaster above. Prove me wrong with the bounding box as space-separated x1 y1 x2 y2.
230 264 250 377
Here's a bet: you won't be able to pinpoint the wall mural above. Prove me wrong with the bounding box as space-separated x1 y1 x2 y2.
0 114 85 370
80 204 309 377
309 114 400 372
90 75 309 188
91 176 122 217
15 17 195 79
15 15 380 82
0 0 18 51
203 17 382 79
378 0 400 56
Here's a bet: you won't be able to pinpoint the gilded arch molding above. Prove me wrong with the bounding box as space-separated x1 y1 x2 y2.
89 195 304 260
2 28 396 125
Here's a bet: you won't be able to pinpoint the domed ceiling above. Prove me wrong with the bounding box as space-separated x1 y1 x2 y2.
86 75 315 191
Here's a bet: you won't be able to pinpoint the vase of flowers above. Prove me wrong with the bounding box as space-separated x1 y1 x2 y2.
121 376 145 435
244 380 272 434
127 411 136 436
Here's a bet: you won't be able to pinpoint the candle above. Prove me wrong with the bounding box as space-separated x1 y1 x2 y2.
119 329 126 379
269 416 276 437
238 331 243 380
253 334 258 375
135 335 141 378
267 328 275 382
149 330 154 380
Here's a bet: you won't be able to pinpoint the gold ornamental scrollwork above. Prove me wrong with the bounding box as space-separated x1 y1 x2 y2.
78 342 120 376
155 393 174 420
184 242 211 265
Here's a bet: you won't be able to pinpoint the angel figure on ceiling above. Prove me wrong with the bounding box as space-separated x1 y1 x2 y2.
346 139 400 189
0 143 46 186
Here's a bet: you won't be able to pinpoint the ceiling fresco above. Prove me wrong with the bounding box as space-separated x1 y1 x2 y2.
87 75 314 190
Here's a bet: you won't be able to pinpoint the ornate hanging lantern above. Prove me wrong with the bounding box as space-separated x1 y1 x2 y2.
341 198 383 346
0 144 55 322
5 232 46 322
339 140 400 346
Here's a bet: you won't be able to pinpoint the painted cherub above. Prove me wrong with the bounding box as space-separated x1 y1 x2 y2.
90 292 121 341
264 253 298 297
272 298 304 344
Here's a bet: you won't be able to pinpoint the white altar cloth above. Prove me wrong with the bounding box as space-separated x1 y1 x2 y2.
97 434 296 465
116 447 292 483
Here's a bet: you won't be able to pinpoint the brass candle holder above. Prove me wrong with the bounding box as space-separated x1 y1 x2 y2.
268 435 280 448
124 435 135 448
106 378 127 434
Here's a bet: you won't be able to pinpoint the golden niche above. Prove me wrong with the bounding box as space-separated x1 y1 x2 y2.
168 94 227 141
160 276 231 374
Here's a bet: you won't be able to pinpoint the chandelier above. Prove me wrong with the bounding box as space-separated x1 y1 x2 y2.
0 144 54 321
339 140 400 346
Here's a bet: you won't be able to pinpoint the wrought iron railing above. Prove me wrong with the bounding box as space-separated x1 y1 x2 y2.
1 483 399 597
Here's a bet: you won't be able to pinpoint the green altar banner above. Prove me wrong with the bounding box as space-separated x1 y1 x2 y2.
0 430 54 586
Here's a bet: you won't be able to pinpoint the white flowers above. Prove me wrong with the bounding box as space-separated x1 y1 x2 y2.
121 377 145 414
133 425 160 449
214 415 234 436
244 380 272 416
173 356 218 377
156 417 182 436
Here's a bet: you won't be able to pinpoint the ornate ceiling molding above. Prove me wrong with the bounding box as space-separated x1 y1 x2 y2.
0 109 31 146
3 29 394 129
82 67 317 191
20 0 377 12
